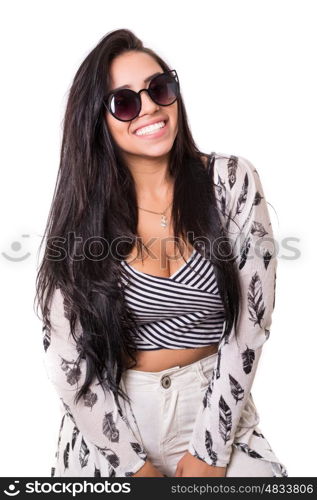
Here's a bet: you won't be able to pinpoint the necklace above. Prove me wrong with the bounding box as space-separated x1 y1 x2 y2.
137 200 173 228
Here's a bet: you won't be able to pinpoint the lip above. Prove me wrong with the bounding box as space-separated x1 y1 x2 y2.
133 118 168 135
134 120 168 140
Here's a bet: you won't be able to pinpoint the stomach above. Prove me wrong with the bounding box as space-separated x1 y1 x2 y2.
123 344 219 372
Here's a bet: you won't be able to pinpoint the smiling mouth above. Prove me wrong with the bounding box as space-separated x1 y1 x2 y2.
134 120 167 136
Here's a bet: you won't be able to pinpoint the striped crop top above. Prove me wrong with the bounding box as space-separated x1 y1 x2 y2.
120 247 226 350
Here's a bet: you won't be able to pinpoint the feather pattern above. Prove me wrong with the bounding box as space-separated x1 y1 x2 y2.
96 445 120 468
273 271 277 310
215 173 227 216
272 463 289 477
228 156 238 189
235 173 249 216
71 425 80 450
202 385 212 409
215 349 221 379
228 374 245 404
253 429 265 438
58 414 65 436
253 191 263 206
202 370 215 410
248 271 266 327
241 346 256 374
233 442 263 459
263 249 273 270
83 388 98 410
79 436 90 468
218 396 232 444
60 357 81 386
203 370 216 409
251 221 268 238
239 235 251 270
60 399 76 425
205 430 218 465
63 442 70 470
102 412 120 442
130 442 147 461
43 326 51 352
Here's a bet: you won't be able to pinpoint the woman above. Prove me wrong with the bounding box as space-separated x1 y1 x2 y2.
36 28 288 477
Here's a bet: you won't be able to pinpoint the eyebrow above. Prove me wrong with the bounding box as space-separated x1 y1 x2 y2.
109 72 163 93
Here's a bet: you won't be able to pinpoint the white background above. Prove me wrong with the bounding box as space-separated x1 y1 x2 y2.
0 0 316 477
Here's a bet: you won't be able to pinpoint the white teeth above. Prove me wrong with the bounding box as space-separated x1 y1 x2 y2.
135 121 165 136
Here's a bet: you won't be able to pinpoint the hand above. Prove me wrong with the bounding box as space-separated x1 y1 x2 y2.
132 459 165 477
174 452 227 477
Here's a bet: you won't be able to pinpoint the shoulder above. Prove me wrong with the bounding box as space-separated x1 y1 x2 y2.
206 152 267 226
49 286 76 332
214 152 263 202
212 152 259 191
47 286 69 332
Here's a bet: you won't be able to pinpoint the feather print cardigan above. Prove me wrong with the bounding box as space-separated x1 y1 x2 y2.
187 152 278 467
42 152 277 475
43 287 148 477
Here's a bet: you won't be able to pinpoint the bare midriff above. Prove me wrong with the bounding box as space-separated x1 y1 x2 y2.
123 344 219 372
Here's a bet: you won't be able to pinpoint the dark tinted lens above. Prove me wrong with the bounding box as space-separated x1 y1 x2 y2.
149 73 178 105
109 89 139 120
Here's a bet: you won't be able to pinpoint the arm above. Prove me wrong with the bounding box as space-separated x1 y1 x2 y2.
187 154 278 467
42 287 149 477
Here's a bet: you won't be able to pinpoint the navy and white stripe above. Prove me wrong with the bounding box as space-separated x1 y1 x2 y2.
120 248 226 350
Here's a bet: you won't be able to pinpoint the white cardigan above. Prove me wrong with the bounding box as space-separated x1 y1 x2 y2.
42 152 281 476
187 153 278 467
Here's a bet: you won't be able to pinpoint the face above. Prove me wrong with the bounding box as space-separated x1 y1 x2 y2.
105 51 178 162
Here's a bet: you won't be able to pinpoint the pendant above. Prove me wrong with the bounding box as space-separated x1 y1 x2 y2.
160 214 168 228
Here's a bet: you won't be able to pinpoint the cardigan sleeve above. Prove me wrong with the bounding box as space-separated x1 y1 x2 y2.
42 286 148 477
187 153 278 467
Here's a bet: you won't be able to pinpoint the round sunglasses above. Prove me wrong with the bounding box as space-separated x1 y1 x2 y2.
103 70 180 122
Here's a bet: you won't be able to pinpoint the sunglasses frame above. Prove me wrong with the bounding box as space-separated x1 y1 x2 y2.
103 69 180 122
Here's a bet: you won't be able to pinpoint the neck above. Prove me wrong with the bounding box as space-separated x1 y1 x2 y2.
123 151 174 202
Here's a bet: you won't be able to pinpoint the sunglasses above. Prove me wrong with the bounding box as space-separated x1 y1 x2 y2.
103 70 180 122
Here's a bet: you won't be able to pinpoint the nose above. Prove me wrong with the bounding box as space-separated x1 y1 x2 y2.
138 89 160 116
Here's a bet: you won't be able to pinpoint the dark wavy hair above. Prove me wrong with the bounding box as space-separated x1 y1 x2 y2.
34 28 241 413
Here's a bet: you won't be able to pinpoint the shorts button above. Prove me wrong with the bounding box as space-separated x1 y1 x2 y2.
161 375 171 389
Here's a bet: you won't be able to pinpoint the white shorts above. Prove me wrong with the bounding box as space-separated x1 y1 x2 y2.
120 352 288 477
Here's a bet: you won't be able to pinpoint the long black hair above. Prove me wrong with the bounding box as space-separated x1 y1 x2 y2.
34 28 241 413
